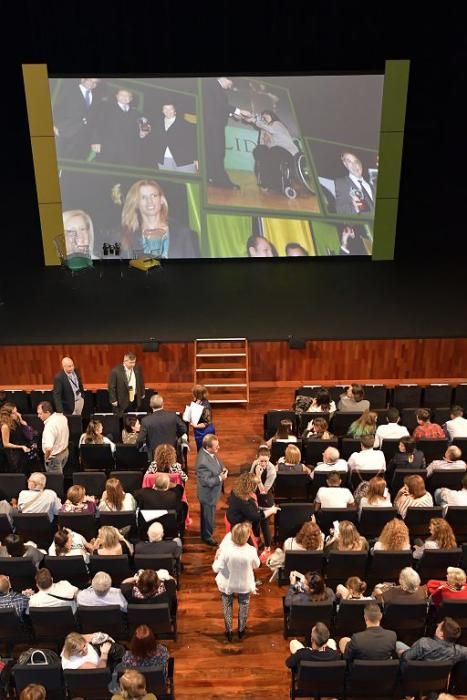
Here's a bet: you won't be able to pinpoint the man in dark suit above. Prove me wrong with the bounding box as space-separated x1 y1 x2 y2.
334 152 374 216
339 603 397 661
202 77 250 189
53 356 85 415
196 434 228 546
93 88 147 166
52 78 101 160
150 102 197 173
108 352 145 416
137 394 187 459
134 473 185 536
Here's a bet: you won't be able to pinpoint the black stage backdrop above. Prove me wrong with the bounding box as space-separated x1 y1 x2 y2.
0 2 466 344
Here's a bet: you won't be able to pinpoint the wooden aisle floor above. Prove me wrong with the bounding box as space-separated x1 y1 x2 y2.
165 387 294 700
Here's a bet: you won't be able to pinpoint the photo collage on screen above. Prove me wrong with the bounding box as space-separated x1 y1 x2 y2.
49 74 384 260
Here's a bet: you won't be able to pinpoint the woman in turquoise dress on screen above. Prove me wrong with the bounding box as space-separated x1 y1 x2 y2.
191 384 215 451
120 179 200 259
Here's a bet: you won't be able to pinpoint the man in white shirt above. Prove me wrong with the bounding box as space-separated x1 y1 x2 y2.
315 471 355 509
348 435 386 472
445 406 467 441
435 473 467 510
426 445 467 477
313 446 348 475
37 401 69 473
27 568 78 612
77 571 127 612
17 472 62 522
374 407 409 448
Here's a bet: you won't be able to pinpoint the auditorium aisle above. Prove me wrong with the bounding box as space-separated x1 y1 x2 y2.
165 388 293 699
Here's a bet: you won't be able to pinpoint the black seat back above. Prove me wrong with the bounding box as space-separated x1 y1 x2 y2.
109 470 143 492
264 410 297 440
79 444 114 470
115 444 149 470
383 601 428 645
13 513 53 550
72 470 107 496
57 512 98 541
44 555 89 588
416 438 449 464
89 555 131 586
0 473 26 500
346 659 400 697
366 550 413 588
273 473 311 502
78 604 126 639
404 507 443 540
325 550 368 589
315 508 358 536
359 508 399 539
332 412 363 437
271 440 303 465
416 548 463 583
275 503 315 544
292 660 346 698
0 557 36 589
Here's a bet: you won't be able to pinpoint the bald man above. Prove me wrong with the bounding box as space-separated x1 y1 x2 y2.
53 357 85 415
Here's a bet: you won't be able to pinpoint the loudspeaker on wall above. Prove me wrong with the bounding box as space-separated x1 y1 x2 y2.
288 336 306 350
143 339 160 352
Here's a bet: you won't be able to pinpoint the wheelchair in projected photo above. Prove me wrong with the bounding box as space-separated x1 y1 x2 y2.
253 140 315 200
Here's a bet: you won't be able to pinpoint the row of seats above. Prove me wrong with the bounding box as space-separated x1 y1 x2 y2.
1 649 174 700
294 382 467 409
1 388 158 416
264 407 457 439
274 502 467 543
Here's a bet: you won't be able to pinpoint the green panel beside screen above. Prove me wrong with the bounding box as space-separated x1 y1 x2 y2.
376 132 405 199
372 199 399 260
380 60 410 132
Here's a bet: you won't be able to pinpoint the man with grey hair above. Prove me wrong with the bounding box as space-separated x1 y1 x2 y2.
427 445 467 478
373 567 427 605
108 351 145 416
17 472 62 521
313 446 348 475
135 521 182 558
137 393 187 458
77 571 127 611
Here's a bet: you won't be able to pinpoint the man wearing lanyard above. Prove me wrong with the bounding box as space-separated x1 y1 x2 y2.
53 357 85 416
196 434 228 546
108 352 145 416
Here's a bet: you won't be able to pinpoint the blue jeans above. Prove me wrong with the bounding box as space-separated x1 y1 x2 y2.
200 502 216 541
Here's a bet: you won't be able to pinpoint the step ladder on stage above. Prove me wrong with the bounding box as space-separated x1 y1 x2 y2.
194 338 249 404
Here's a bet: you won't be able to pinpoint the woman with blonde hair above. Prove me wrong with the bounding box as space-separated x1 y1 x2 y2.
212 522 260 641
62 209 95 258
325 520 368 553
99 478 136 512
60 484 96 514
359 476 392 512
61 631 112 669
277 445 311 475
413 518 457 559
347 410 378 439
427 567 467 606
284 518 324 551
120 179 200 259
373 518 411 552
395 474 433 518
145 443 188 482
111 669 156 700
93 525 133 556
19 685 47 700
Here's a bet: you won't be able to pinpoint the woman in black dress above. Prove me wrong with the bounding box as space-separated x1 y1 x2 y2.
226 472 279 548
0 402 34 472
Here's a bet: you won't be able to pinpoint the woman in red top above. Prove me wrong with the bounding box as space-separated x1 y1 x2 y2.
427 566 467 606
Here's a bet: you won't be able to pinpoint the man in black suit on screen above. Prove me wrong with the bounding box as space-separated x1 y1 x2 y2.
53 78 101 160
334 151 374 216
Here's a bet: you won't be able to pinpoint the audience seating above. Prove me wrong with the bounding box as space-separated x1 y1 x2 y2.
79 444 115 471
5 389 31 414
438 600 467 644
346 659 400 698
45 472 65 499
383 600 428 645
89 555 131 586
13 513 53 550
340 438 362 461
324 550 368 590
99 510 137 534
427 469 465 493
392 384 422 409
449 657 467 695
29 606 77 650
0 514 12 540
270 440 303 465
122 658 175 699
44 555 89 589
399 408 418 434
380 438 402 465
115 444 149 470
78 604 127 640
13 662 65 700
94 389 114 413
358 507 399 540
361 384 388 409
278 551 324 586
109 469 143 492
57 512 98 541
445 506 467 542
297 412 330 437
275 503 315 544
0 609 31 656
349 469 382 491
315 508 358 536
127 603 177 640
30 389 54 411
72 470 107 496
332 412 363 437
302 439 338 467
263 410 297 440
289 660 346 700
423 383 453 409
401 660 452 698
366 550 414 587
294 385 322 399
0 557 36 590
432 406 451 425
416 548 463 582
134 553 180 588
334 599 369 639
0 473 26 500
404 506 443 541
63 668 112 700
282 598 334 640
391 468 427 498
453 437 467 460
416 438 448 463
273 474 311 502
